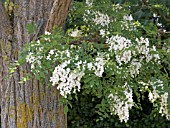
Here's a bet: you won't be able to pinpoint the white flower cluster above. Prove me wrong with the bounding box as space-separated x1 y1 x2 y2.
83 2 112 37
99 29 110 37
129 37 160 77
129 59 142 78
83 10 110 29
135 37 160 63
106 35 160 77
139 80 170 120
46 48 71 62
93 11 110 27
106 35 132 52
51 49 71 62
87 54 106 77
50 62 85 98
83 10 91 23
46 49 55 60
85 0 93 7
109 83 133 122
70 29 82 37
112 4 122 11
26 44 42 72
44 31 51 41
123 15 133 21
148 89 160 103
148 80 163 103
26 52 36 64
94 56 105 77
139 80 163 103
75 60 86 70
26 40 44 71
121 15 136 31
46 47 107 97
45 31 51 35
159 92 170 120
106 35 132 66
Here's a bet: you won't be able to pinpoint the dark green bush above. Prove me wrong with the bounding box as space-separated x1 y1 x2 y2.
68 91 170 128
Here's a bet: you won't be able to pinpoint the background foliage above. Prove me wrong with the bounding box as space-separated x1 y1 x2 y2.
8 0 170 127
67 0 170 127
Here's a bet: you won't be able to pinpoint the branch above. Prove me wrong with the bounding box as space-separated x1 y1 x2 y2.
0 1 12 41
45 0 72 32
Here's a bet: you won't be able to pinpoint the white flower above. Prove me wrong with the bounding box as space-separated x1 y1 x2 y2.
157 23 162 27
146 54 152 62
70 44 74 49
87 62 93 70
94 66 104 77
123 15 133 21
106 35 133 65
26 52 36 63
148 90 160 103
136 37 149 47
31 64 35 70
113 4 122 10
86 0 93 6
99 29 105 36
60 60 70 68
55 53 58 57
153 13 157 18
99 29 110 37
75 60 82 69
45 31 51 35
65 50 71 57
46 55 51 60
75 55 79 60
139 80 169 118
37 40 40 44
49 50 54 55
70 29 82 37
44 31 51 41
135 37 160 63
121 14 136 31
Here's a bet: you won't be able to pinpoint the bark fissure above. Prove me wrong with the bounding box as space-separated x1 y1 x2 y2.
46 0 72 32
0 1 12 41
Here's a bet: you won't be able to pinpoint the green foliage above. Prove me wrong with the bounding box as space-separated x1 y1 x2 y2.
13 0 170 127
67 0 170 127
68 92 170 128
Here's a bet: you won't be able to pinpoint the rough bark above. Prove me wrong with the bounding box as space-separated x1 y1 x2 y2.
0 0 72 128
0 1 12 40
46 0 72 32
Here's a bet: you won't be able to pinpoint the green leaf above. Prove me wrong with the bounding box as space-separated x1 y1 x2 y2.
40 72 45 78
64 105 68 114
84 75 94 83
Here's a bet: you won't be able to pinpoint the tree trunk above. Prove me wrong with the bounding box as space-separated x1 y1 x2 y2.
0 0 72 128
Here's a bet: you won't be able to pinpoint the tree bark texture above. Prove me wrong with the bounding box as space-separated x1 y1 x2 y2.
0 0 72 128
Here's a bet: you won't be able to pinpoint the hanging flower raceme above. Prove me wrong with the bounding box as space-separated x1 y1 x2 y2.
108 83 133 123
50 61 85 98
